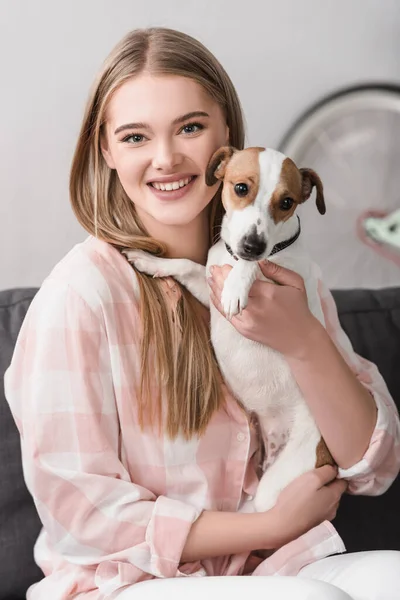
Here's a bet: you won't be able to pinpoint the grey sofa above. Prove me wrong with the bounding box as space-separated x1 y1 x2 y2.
1 286 400 600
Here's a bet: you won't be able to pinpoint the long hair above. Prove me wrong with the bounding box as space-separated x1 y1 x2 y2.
70 28 245 438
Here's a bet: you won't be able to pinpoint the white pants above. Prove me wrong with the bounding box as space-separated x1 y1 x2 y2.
113 551 400 600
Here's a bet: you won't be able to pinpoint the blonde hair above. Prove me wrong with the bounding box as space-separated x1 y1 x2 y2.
70 27 245 439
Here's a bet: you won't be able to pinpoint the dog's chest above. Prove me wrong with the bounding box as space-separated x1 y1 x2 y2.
211 312 298 413
207 240 321 413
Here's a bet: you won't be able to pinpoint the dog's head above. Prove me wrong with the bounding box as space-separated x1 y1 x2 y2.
206 145 325 260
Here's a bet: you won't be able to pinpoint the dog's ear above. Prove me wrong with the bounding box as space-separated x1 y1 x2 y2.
299 168 326 215
205 146 237 186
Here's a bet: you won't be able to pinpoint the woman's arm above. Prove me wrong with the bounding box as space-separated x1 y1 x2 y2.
285 320 377 469
305 277 400 492
208 261 400 488
4 279 203 588
182 465 346 562
181 511 275 562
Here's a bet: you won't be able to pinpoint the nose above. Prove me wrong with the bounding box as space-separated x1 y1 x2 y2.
152 139 183 171
241 234 267 259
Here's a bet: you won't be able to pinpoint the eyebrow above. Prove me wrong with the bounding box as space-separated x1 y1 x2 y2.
114 111 210 135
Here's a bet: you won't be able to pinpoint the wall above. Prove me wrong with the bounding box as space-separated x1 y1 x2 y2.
1 0 400 289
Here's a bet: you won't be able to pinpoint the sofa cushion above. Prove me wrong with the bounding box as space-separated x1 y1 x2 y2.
0 289 42 600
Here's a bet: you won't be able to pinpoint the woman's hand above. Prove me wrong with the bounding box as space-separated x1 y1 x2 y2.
208 260 323 359
266 465 347 548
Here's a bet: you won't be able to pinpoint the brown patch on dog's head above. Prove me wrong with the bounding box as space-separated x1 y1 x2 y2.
208 146 265 211
270 158 326 223
270 158 303 223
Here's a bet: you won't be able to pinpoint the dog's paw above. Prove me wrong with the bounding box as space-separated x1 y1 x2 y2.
221 275 249 319
122 249 167 278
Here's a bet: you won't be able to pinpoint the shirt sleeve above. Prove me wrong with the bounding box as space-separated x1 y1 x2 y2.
317 279 400 495
4 278 201 594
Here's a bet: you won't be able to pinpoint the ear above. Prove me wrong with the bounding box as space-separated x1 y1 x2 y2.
100 128 116 169
300 168 326 215
205 145 236 186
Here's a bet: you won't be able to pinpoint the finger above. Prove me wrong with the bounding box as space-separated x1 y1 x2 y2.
220 264 233 277
328 506 339 521
325 480 347 503
329 479 348 495
313 465 339 487
247 278 272 298
210 264 232 286
210 292 224 316
208 276 218 295
258 260 305 291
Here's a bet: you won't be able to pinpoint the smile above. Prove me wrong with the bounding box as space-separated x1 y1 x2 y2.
150 176 195 191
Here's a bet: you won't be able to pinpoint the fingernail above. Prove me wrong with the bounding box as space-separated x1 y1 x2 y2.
207 277 213 286
210 266 215 274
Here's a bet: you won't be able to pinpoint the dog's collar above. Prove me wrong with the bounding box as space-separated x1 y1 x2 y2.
225 215 301 261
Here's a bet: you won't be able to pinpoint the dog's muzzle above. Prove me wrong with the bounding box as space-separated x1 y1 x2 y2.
238 234 267 260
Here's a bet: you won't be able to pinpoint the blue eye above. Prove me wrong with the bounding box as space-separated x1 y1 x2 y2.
122 133 145 144
181 122 204 135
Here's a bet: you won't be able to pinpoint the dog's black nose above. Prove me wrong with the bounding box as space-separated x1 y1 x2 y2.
240 235 267 259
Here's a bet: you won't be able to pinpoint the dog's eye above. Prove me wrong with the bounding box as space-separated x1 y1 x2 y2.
234 183 249 197
280 197 294 211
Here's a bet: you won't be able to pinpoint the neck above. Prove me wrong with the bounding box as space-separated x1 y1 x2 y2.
139 208 210 266
166 219 210 265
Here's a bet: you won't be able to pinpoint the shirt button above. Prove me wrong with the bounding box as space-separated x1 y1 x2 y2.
248 495 254 501
237 432 246 442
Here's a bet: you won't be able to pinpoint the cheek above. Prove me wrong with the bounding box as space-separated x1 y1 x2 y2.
198 131 229 166
113 152 143 186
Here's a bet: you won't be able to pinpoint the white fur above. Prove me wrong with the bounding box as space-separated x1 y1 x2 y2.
123 148 327 512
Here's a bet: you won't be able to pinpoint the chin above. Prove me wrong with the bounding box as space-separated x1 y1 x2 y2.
154 204 209 228
157 213 201 227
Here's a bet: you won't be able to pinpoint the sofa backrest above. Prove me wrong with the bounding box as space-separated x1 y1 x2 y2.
330 287 400 553
0 289 43 600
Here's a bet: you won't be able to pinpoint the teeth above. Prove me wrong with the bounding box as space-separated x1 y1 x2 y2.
152 177 192 191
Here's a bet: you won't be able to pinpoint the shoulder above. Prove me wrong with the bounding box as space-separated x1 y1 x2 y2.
31 236 141 325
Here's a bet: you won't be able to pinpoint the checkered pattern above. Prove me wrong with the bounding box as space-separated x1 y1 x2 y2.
4 236 400 599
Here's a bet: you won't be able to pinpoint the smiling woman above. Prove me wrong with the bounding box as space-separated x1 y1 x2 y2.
100 76 229 244
4 26 400 600
67 29 244 449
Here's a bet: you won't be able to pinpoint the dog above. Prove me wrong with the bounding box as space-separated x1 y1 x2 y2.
123 146 334 511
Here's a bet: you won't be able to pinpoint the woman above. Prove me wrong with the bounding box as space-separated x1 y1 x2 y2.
4 27 400 600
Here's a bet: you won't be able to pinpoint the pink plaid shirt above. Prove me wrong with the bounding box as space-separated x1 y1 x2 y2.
4 236 400 599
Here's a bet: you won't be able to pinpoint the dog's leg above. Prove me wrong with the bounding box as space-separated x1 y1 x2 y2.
220 260 259 319
122 249 209 307
254 404 323 512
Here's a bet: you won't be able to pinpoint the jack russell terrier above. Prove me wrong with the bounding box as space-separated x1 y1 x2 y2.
123 146 334 511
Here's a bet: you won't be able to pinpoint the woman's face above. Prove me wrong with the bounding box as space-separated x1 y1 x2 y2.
101 73 229 235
